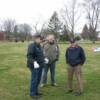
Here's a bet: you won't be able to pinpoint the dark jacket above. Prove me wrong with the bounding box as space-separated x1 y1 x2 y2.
66 45 86 66
43 42 59 64
27 42 45 69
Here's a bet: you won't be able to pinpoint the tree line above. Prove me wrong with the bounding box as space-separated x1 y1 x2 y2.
0 0 100 43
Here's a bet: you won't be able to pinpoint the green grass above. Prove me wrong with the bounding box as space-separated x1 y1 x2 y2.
0 42 100 100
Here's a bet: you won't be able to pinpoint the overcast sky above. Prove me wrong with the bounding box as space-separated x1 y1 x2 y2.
0 0 86 33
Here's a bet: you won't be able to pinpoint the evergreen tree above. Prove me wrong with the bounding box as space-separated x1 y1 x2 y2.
48 12 62 39
81 24 89 40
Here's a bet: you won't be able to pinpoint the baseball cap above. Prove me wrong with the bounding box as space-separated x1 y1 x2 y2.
69 38 76 43
34 35 44 40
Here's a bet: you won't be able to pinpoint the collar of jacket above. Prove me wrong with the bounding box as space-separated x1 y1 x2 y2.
34 42 41 47
48 42 55 45
69 44 79 48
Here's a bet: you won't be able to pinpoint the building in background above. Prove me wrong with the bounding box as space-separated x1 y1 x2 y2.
97 32 100 41
0 32 5 41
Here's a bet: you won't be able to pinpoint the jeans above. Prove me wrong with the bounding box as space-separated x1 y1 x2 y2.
42 62 56 84
29 67 42 96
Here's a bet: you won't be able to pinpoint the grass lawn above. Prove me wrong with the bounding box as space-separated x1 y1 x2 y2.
0 42 100 100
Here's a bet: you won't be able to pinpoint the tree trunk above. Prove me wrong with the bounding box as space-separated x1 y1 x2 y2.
92 40 95 44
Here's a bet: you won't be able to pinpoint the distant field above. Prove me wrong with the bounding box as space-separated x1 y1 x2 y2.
0 42 100 100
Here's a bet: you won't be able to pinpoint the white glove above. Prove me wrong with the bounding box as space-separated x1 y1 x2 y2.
34 61 40 69
44 58 49 64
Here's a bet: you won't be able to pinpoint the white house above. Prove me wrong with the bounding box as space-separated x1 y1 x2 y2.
98 32 100 40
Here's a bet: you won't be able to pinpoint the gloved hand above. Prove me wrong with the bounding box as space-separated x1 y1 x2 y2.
44 58 49 64
55 58 59 61
34 61 40 69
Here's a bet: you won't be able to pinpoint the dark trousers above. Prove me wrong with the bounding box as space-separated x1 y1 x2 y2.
42 62 56 84
29 67 42 96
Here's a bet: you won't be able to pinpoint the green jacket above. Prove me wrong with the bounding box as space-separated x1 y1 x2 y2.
43 42 59 64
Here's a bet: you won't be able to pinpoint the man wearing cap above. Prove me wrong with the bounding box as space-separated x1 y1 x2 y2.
66 38 86 96
41 34 59 87
27 35 45 99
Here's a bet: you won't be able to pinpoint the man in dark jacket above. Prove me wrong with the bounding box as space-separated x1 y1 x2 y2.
66 38 86 96
27 35 45 99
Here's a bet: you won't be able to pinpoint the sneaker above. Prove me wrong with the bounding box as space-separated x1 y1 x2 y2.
30 95 40 99
67 90 73 94
75 92 82 96
40 84 46 87
36 92 43 96
51 83 57 86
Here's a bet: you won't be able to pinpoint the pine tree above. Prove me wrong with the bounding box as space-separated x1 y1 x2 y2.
81 24 89 40
48 12 62 39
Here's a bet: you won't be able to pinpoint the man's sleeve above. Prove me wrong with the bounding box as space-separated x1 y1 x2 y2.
65 48 69 64
56 45 60 60
27 44 35 62
80 47 86 65
42 43 47 57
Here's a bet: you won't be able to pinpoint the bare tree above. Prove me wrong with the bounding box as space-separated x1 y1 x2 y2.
41 22 47 33
33 21 48 35
33 21 39 34
3 19 16 33
83 0 100 43
0 19 2 31
61 0 81 37
14 25 18 33
3 19 16 40
18 23 32 41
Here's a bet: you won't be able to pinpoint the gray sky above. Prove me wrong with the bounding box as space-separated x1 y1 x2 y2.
0 0 86 33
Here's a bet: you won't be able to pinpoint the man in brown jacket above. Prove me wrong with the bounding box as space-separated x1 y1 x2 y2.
41 34 59 87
